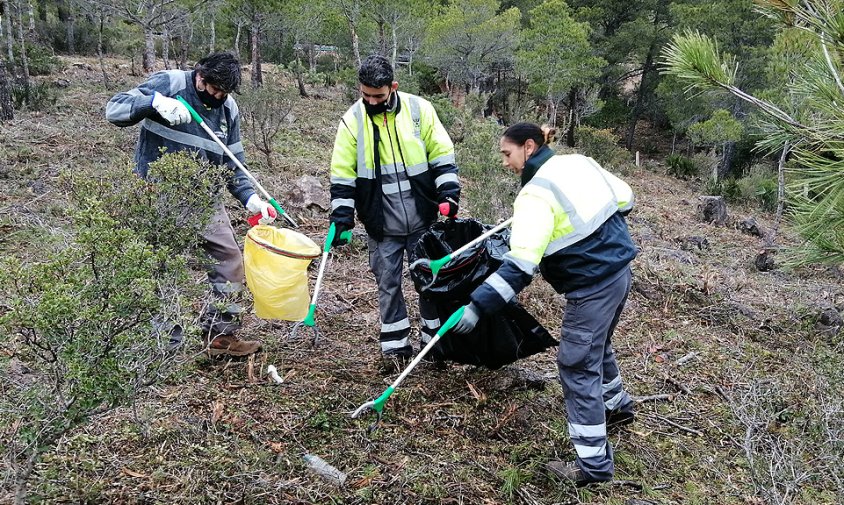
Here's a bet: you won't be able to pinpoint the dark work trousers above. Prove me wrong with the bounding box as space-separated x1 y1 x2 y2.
367 230 438 356
557 267 633 481
200 203 244 311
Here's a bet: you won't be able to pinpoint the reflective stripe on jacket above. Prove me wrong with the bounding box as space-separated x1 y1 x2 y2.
329 91 459 240
470 150 637 312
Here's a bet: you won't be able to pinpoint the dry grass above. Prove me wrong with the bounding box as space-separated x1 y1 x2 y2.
1 57 842 504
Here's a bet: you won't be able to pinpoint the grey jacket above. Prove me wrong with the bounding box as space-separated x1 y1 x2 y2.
105 70 254 205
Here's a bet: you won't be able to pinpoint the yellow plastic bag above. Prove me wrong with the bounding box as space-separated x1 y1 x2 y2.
244 225 320 321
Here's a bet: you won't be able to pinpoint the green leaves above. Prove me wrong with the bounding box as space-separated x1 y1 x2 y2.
661 30 737 93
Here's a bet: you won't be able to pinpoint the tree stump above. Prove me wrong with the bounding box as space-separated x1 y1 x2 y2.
737 217 765 237
754 249 776 271
698 196 727 225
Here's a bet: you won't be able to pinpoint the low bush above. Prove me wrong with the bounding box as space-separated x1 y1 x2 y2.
575 126 631 172
11 81 58 111
1 151 225 501
666 153 698 179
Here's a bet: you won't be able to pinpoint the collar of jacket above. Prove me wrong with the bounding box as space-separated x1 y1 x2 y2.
364 91 402 119
521 144 554 186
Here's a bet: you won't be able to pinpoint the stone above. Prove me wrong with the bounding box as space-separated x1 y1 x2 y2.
698 195 727 225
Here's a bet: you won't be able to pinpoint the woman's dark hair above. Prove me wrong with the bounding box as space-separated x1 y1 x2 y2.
196 52 241 93
358 54 394 88
502 122 557 146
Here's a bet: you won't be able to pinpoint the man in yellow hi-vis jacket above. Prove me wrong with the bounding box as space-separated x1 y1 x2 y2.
329 55 461 365
452 123 637 485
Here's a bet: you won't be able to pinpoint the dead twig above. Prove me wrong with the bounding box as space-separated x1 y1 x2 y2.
634 393 674 403
666 376 691 395
649 414 704 437
677 351 699 365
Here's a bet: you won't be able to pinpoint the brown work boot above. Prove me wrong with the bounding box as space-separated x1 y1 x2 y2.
546 460 588 485
208 335 262 357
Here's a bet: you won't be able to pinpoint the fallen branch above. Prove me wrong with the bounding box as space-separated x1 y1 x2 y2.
634 393 674 403
650 414 704 436
677 352 699 365
666 376 691 395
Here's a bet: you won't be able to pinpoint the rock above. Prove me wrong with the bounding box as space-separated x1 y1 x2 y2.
54 78 71 88
698 195 727 225
285 175 328 211
815 307 843 338
652 247 696 265
489 367 551 392
675 235 710 252
754 249 776 271
285 112 296 124
737 217 765 237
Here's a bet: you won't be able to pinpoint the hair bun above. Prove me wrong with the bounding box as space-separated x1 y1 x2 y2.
540 124 557 145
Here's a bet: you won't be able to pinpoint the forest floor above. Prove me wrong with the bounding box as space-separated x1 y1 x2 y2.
1 57 843 505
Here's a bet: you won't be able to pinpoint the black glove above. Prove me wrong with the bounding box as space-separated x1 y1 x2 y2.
438 197 459 218
331 223 352 247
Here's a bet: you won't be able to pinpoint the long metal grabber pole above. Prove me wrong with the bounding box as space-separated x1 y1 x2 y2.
176 96 298 228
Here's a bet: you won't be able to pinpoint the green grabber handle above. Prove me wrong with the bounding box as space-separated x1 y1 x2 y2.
175 95 299 228
353 306 465 419
428 253 453 278
302 223 352 326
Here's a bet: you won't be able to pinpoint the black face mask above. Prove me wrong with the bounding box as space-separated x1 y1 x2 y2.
363 91 394 116
197 86 227 109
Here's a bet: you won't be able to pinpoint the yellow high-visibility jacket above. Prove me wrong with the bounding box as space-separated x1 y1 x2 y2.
329 91 459 240
470 146 637 312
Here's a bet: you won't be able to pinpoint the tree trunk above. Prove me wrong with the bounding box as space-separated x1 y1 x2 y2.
16 0 28 94
26 0 33 32
769 141 789 246
179 22 192 70
349 24 360 67
391 24 397 67
5 0 15 62
566 87 577 147
56 0 74 53
250 15 262 88
296 66 308 97
308 44 316 72
718 141 734 180
162 28 171 70
142 27 155 73
96 10 109 89
233 20 242 58
37 0 46 23
209 18 215 53
377 18 386 56
0 58 14 120
625 9 663 151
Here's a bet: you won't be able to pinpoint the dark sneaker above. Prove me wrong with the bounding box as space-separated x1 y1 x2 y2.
208 335 262 357
166 324 185 352
379 351 412 374
606 407 635 430
200 308 242 336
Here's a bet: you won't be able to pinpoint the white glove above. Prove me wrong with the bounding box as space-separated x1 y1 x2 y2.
246 194 277 225
151 91 191 126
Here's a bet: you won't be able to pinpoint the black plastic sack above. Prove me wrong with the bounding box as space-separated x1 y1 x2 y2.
410 218 558 369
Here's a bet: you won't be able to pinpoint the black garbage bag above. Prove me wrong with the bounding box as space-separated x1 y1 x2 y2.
410 218 557 369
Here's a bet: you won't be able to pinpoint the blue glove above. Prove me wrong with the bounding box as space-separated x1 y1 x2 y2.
451 303 480 334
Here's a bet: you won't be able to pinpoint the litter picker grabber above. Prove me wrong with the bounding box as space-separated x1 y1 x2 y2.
351 306 464 433
291 222 351 342
408 217 513 290
175 96 298 228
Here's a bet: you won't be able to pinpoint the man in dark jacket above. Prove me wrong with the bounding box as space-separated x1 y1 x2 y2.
106 52 271 356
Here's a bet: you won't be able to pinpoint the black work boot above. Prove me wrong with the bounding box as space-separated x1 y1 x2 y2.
606 405 635 430
546 460 588 485
378 349 413 374
200 305 243 337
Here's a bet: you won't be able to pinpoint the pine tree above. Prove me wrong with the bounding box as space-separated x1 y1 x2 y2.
662 1 844 265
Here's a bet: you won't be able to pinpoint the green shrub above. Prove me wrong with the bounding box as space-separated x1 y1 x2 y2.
11 42 63 76
1 151 225 500
736 165 779 212
429 94 463 140
395 67 420 96
456 117 512 223
574 126 631 172
11 81 59 111
666 154 698 179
